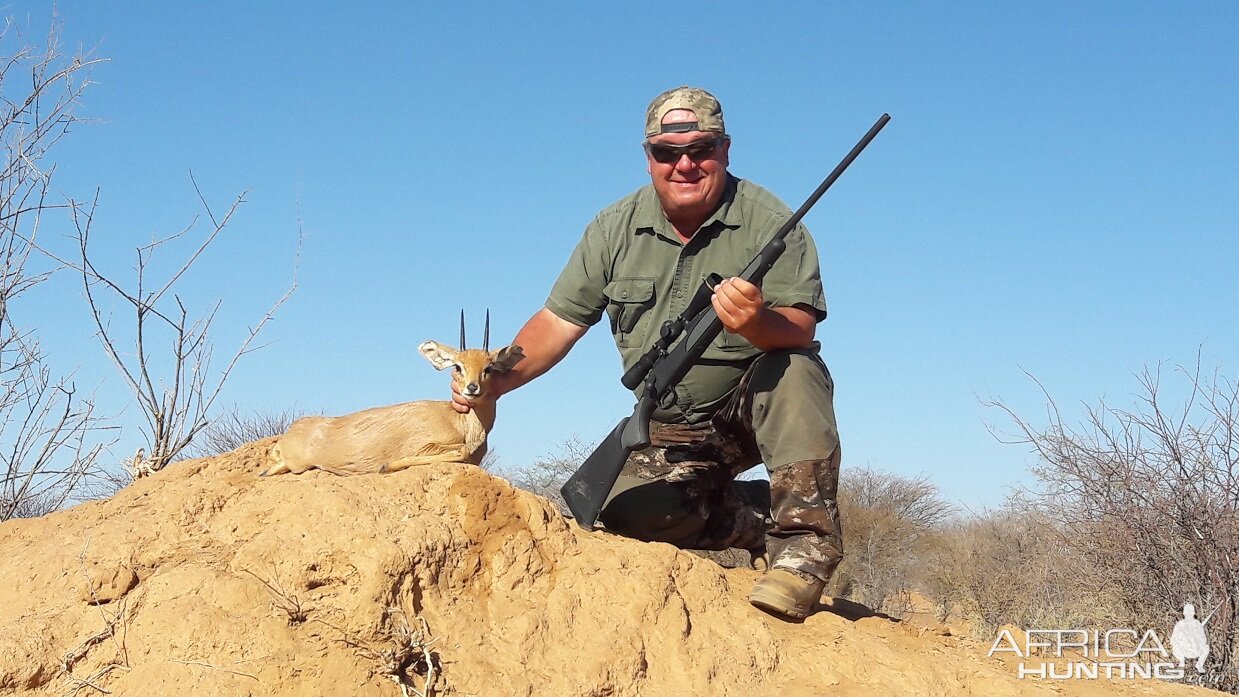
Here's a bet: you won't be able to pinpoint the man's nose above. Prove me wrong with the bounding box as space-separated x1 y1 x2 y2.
674 154 697 171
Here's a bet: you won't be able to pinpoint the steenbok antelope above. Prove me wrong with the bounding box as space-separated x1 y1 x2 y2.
260 312 523 476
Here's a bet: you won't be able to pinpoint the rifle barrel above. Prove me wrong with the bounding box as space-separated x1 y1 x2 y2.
774 113 891 243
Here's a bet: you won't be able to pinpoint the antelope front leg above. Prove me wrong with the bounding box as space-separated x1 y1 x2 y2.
380 446 475 473
259 443 292 476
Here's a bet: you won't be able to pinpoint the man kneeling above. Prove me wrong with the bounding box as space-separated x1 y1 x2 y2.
452 86 843 621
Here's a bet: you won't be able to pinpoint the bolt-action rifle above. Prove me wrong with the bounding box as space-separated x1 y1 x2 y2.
560 113 891 529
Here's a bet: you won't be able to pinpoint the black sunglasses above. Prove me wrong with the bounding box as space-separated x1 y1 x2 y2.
645 137 725 165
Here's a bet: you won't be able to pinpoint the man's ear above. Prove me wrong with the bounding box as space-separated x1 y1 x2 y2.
418 340 458 371
492 345 525 373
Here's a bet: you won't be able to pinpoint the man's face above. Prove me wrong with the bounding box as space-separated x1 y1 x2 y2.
645 110 730 226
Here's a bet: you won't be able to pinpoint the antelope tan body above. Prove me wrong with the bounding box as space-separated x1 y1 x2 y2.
260 340 523 476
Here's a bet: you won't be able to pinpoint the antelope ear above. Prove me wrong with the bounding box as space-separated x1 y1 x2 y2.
418 341 458 371
492 345 525 372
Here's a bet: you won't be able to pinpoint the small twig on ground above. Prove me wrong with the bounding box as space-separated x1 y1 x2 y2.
63 543 131 695
311 609 442 696
60 663 128 697
169 658 259 680
243 567 309 625
60 626 113 673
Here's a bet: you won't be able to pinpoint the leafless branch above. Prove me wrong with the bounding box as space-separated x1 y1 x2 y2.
70 175 299 473
0 15 111 519
61 544 131 696
168 658 258 681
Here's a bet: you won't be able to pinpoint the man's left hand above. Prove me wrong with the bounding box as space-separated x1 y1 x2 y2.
711 277 764 335
710 277 817 351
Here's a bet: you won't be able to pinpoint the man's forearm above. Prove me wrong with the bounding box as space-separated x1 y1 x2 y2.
739 305 817 352
494 308 588 397
711 278 816 352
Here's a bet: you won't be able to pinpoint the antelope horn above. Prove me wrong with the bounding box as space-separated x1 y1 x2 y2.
459 309 466 350
484 309 490 352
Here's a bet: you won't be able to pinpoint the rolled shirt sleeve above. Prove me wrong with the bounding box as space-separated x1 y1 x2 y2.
545 217 612 328
760 220 827 322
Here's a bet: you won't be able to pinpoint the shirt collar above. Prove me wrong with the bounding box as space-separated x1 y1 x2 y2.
633 174 741 243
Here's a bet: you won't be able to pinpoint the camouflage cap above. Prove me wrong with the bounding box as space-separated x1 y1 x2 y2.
644 86 726 138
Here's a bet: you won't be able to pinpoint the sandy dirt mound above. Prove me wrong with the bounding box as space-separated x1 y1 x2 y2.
0 440 1218 696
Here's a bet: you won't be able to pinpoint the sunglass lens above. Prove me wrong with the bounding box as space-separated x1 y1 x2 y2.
649 140 718 164
650 145 680 164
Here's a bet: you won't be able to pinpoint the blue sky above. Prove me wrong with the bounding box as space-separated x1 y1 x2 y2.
13 2 1238 509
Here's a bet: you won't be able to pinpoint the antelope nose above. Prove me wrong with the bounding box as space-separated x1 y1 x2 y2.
466 383 480 393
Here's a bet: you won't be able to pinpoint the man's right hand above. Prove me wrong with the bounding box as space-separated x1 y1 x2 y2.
450 380 473 414
451 368 515 414
447 308 588 415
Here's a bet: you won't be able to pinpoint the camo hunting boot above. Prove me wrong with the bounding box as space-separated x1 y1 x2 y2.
749 568 825 620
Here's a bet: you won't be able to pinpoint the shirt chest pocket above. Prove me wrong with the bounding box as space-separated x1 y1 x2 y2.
604 277 656 347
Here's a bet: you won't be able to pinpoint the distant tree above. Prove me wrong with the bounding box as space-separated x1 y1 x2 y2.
505 437 593 513
990 359 1239 690
923 503 1122 634
833 467 953 613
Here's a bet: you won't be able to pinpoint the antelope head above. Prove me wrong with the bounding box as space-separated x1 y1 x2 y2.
418 310 524 401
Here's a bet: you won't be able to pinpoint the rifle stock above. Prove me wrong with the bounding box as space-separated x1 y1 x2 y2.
561 113 890 529
559 418 631 526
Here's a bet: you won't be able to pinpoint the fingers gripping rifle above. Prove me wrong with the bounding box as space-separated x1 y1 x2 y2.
561 114 891 529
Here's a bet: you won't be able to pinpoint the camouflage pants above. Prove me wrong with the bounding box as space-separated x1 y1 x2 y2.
596 348 843 582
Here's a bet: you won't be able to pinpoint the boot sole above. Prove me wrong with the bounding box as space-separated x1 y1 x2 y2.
748 587 811 620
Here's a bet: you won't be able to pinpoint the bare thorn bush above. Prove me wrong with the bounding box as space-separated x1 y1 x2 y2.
982 356 1239 689
62 544 132 695
832 467 953 614
316 610 443 697
478 449 500 472
923 504 1125 635
182 407 301 460
0 15 112 521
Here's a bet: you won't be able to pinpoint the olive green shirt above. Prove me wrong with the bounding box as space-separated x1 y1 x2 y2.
547 174 827 424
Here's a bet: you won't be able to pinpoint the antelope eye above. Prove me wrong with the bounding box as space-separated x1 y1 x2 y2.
453 365 462 373
482 367 492 376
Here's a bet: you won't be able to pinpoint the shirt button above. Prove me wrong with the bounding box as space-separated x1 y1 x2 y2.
621 291 629 299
